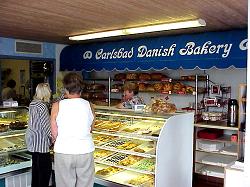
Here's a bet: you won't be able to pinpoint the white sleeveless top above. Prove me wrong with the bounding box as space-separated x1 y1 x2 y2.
54 98 95 154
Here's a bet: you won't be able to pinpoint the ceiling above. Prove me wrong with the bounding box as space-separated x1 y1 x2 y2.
0 0 247 44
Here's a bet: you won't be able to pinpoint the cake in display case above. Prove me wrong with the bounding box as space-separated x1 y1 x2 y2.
93 106 194 187
0 106 31 176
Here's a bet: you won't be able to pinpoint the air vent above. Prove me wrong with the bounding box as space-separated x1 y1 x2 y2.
15 40 43 54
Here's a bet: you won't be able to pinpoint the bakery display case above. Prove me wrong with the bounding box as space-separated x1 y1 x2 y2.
0 106 31 177
93 106 194 187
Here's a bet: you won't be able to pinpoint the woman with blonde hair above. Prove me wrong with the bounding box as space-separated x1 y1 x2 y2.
26 83 52 187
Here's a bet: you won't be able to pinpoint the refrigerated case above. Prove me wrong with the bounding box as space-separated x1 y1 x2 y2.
0 106 31 180
93 107 194 187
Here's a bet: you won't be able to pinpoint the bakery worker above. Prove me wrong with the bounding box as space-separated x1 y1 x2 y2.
1 79 17 101
116 82 144 109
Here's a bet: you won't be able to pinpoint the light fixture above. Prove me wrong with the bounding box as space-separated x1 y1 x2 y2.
69 19 206 41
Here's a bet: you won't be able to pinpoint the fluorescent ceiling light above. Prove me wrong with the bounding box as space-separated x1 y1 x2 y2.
69 19 206 41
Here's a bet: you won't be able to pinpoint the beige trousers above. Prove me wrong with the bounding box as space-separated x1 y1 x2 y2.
54 152 94 187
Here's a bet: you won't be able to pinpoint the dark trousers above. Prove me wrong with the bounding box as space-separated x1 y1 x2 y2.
31 152 52 187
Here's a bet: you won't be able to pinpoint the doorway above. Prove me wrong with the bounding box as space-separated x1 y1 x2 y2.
0 59 55 106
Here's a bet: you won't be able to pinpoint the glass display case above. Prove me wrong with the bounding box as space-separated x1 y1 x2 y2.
93 106 194 187
0 106 31 177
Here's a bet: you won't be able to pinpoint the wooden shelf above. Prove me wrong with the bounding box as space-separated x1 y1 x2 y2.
195 122 239 131
196 134 238 143
195 149 238 157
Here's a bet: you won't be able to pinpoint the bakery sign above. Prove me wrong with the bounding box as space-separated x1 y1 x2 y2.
60 29 247 71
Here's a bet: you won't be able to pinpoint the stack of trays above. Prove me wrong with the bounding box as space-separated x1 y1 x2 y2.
198 140 224 152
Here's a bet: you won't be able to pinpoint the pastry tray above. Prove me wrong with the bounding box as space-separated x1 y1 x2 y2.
102 138 143 151
93 134 118 146
131 142 156 155
101 152 129 165
95 165 124 178
118 120 162 136
130 158 155 172
94 149 115 161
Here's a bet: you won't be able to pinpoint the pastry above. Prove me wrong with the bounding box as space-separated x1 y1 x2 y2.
111 84 123 91
94 150 112 159
118 155 143 166
145 85 155 92
0 124 8 132
151 99 177 113
134 147 146 153
138 83 147 91
9 121 27 130
150 73 167 80
153 83 163 91
86 83 106 90
126 73 138 80
162 82 173 92
139 73 151 80
114 73 126 80
81 92 92 99
128 175 154 185
96 166 123 176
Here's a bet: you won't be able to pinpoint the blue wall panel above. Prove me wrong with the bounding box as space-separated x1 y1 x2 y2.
0 37 56 59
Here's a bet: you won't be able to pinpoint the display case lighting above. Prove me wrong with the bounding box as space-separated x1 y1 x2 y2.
69 19 206 41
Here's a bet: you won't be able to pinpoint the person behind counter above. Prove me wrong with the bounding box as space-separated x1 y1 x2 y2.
116 82 144 109
51 72 95 187
1 79 17 101
25 83 52 187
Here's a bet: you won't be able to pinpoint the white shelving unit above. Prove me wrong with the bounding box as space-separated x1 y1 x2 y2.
194 121 239 178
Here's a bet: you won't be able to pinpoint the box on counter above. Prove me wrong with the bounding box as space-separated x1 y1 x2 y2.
197 128 223 139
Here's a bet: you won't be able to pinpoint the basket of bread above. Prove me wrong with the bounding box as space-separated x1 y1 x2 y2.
149 99 177 114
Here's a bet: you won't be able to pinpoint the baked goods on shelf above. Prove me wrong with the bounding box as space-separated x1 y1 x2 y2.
162 82 173 92
93 134 117 145
114 73 126 80
116 141 140 150
94 121 125 132
120 127 140 133
118 155 143 166
126 73 138 80
0 124 8 133
96 166 123 177
139 73 151 81
9 121 27 130
92 93 106 99
131 158 155 172
145 85 155 92
172 82 185 93
81 92 92 99
86 83 106 91
111 83 123 91
153 83 163 92
127 174 154 186
103 153 128 165
138 83 148 91
133 142 155 154
150 73 167 80
181 75 207 81
94 149 114 160
0 156 20 167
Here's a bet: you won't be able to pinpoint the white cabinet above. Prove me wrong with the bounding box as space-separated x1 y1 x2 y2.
194 122 239 178
93 106 194 187
224 161 249 187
